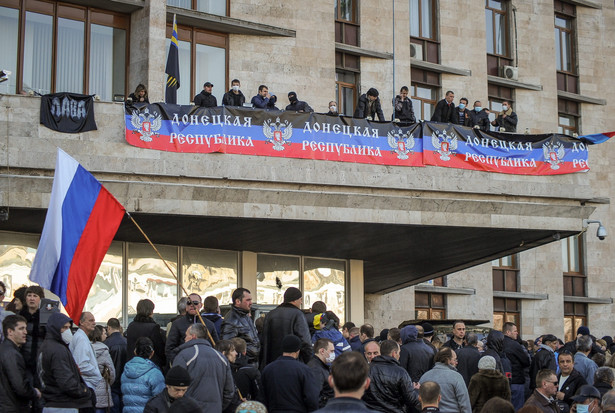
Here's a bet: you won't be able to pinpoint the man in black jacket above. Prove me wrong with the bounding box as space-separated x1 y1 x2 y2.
38 312 92 410
262 335 320 413
0 314 41 411
503 322 531 410
354 88 385 121
393 86 416 123
165 293 219 364
530 334 559 390
286 91 313 112
430 90 456 123
456 332 482 386
193 82 217 107
555 351 586 412
490 100 518 132
261 287 312 366
466 101 491 131
105 317 127 413
362 340 421 413
222 79 246 107
399 325 434 383
144 365 194 413
308 338 335 408
230 337 262 402
221 288 260 366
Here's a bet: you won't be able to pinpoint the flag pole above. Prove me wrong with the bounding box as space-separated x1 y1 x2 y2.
126 211 216 345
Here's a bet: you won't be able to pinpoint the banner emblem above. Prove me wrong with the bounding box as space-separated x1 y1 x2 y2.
387 129 415 160
432 130 458 161
263 117 293 151
543 142 565 170
131 108 162 142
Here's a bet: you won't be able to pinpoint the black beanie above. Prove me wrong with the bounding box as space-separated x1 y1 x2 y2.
282 334 302 353
166 365 192 386
283 287 302 303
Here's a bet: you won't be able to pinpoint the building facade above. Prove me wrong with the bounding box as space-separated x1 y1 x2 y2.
0 0 613 341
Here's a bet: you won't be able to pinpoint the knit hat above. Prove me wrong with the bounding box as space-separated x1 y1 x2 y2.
282 334 302 353
169 396 201 413
577 326 590 336
478 356 496 370
283 287 302 303
235 401 268 413
421 322 434 337
166 365 192 386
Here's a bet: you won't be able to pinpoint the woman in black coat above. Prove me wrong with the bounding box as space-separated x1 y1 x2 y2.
126 299 166 370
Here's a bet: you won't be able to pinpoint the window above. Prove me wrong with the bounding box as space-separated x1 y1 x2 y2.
562 234 583 274
485 0 512 76
167 0 227 15
166 25 228 105
335 0 358 46
335 70 358 116
564 302 586 342
488 83 514 130
127 243 178 316
182 247 238 307
554 1 578 93
558 99 580 135
256 254 347 321
0 232 40 301
492 254 520 331
415 292 446 320
410 0 438 63
411 83 437 121
0 2 128 99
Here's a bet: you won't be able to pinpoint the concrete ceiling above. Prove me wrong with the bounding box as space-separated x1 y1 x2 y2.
0 208 577 294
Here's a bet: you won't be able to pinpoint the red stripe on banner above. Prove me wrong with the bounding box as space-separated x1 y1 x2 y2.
65 187 125 322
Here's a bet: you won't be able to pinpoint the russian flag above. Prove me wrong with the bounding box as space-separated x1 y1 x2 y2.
30 149 125 322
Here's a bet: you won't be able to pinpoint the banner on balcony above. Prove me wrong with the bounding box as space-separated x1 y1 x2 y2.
124 104 590 175
422 123 590 175
41 93 97 133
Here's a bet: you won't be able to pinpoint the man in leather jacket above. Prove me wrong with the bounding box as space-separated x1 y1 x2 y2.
221 288 261 366
362 340 421 413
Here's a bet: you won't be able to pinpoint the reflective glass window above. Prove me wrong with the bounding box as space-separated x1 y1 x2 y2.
182 247 238 306
0 7 19 95
127 243 178 315
89 24 126 101
56 18 84 93
0 233 40 301
257 254 300 305
303 258 345 323
24 12 53 95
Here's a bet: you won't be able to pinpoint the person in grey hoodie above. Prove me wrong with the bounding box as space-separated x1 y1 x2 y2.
419 347 471 413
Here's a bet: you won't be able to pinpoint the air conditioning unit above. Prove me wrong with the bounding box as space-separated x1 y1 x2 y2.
501 65 519 81
410 43 423 60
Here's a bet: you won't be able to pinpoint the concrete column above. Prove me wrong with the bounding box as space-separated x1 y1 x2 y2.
241 251 258 301
348 259 365 325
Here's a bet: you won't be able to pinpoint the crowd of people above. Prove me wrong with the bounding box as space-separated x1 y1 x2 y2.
2 281 614 413
124 82 518 131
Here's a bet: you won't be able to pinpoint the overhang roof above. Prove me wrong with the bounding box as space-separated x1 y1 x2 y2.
0 208 577 294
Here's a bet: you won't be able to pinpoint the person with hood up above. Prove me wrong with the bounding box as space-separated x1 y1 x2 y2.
38 312 93 411
468 355 511 413
311 311 351 357
285 91 313 112
121 337 165 413
399 324 435 383
481 330 512 380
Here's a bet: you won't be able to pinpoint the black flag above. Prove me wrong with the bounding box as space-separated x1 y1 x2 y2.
165 14 180 104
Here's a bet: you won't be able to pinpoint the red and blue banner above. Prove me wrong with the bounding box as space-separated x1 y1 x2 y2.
125 104 592 175
29 149 125 322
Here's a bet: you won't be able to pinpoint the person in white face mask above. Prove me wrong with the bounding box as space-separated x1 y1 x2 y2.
308 338 336 408
222 79 246 107
570 384 602 413
326 101 339 116
38 312 93 413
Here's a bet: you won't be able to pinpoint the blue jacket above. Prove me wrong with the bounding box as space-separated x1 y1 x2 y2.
121 357 165 413
251 94 277 109
574 352 598 385
312 328 351 356
349 335 362 352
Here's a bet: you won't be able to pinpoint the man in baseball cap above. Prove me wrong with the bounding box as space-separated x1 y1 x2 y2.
571 384 601 413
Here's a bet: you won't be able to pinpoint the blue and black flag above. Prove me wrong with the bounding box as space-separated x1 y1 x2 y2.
165 14 180 104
